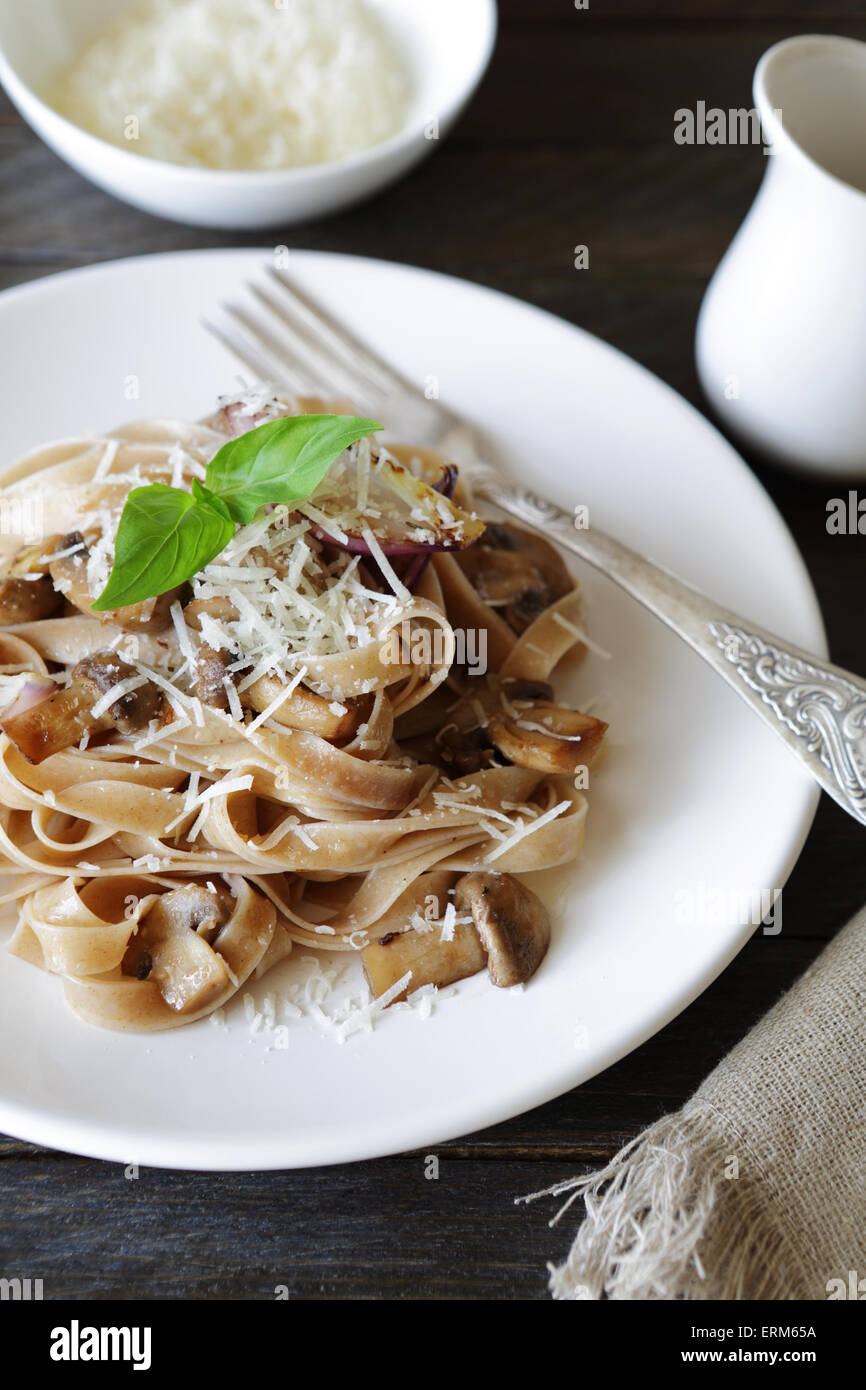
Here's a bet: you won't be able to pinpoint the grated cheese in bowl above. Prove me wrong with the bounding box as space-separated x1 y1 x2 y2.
45 0 412 172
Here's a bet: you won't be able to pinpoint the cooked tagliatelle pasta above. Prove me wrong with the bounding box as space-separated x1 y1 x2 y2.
0 392 608 1032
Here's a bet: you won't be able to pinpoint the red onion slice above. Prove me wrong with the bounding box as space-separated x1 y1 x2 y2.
310 465 465 592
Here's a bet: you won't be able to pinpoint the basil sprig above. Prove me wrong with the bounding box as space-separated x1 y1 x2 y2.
92 414 380 611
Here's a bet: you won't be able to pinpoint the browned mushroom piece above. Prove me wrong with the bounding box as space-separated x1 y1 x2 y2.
455 523 574 633
182 596 240 631
209 394 296 438
488 703 608 775
112 590 184 634
212 401 270 437
48 531 183 634
361 923 487 1001
46 531 95 611
393 684 464 765
209 393 355 438
0 651 165 763
361 922 489 1000
455 871 551 988
435 674 554 774
121 883 233 1013
186 591 369 737
0 537 65 626
361 872 487 1001
393 684 457 741
194 644 232 711
242 674 369 742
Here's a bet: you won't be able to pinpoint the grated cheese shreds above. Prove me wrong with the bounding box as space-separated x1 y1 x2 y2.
298 503 349 544
45 0 411 173
336 970 413 1042
440 901 457 943
187 803 210 844
485 800 572 863
356 437 371 512
92 439 119 482
163 769 203 834
181 774 255 827
480 818 508 842
170 600 197 666
89 675 147 720
169 444 187 489
360 525 410 602
552 611 612 660
134 662 195 719
193 510 412 688
44 540 86 563
133 717 191 751
223 677 244 723
246 666 307 734
516 718 586 741
184 770 201 811
433 794 514 826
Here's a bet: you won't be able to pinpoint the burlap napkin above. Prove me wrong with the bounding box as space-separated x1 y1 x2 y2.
519 905 866 1299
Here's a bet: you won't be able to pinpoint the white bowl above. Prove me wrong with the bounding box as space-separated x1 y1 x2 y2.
0 0 497 229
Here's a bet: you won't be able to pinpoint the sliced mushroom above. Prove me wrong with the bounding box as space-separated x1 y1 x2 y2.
361 868 552 1002
209 393 296 438
361 871 487 1001
45 531 90 607
435 681 498 774
1 651 165 763
361 922 487 1002
436 675 553 774
121 883 232 1013
194 644 232 711
488 703 608 775
455 523 573 633
434 674 606 777
243 674 368 742
209 392 356 438
0 537 64 625
186 591 369 736
182 596 240 631
48 531 183 634
455 871 551 988
393 684 457 741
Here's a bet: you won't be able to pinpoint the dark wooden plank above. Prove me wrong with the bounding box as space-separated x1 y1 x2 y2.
497 0 866 22
0 128 761 274
0 1154 584 1300
462 24 866 144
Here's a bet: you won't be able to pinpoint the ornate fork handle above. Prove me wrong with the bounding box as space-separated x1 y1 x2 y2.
474 469 866 827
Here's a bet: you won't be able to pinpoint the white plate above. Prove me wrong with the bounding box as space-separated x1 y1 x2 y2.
0 250 824 1170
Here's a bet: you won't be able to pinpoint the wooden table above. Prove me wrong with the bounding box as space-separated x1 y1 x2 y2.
1 0 864 1299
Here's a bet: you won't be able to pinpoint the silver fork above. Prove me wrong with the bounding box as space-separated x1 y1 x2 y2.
205 265 866 828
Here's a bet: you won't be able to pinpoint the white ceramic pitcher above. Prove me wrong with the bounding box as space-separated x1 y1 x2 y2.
696 34 866 479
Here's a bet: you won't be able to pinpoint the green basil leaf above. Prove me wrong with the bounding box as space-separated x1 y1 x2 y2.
90 414 381 611
206 414 381 525
191 477 233 523
91 484 234 611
